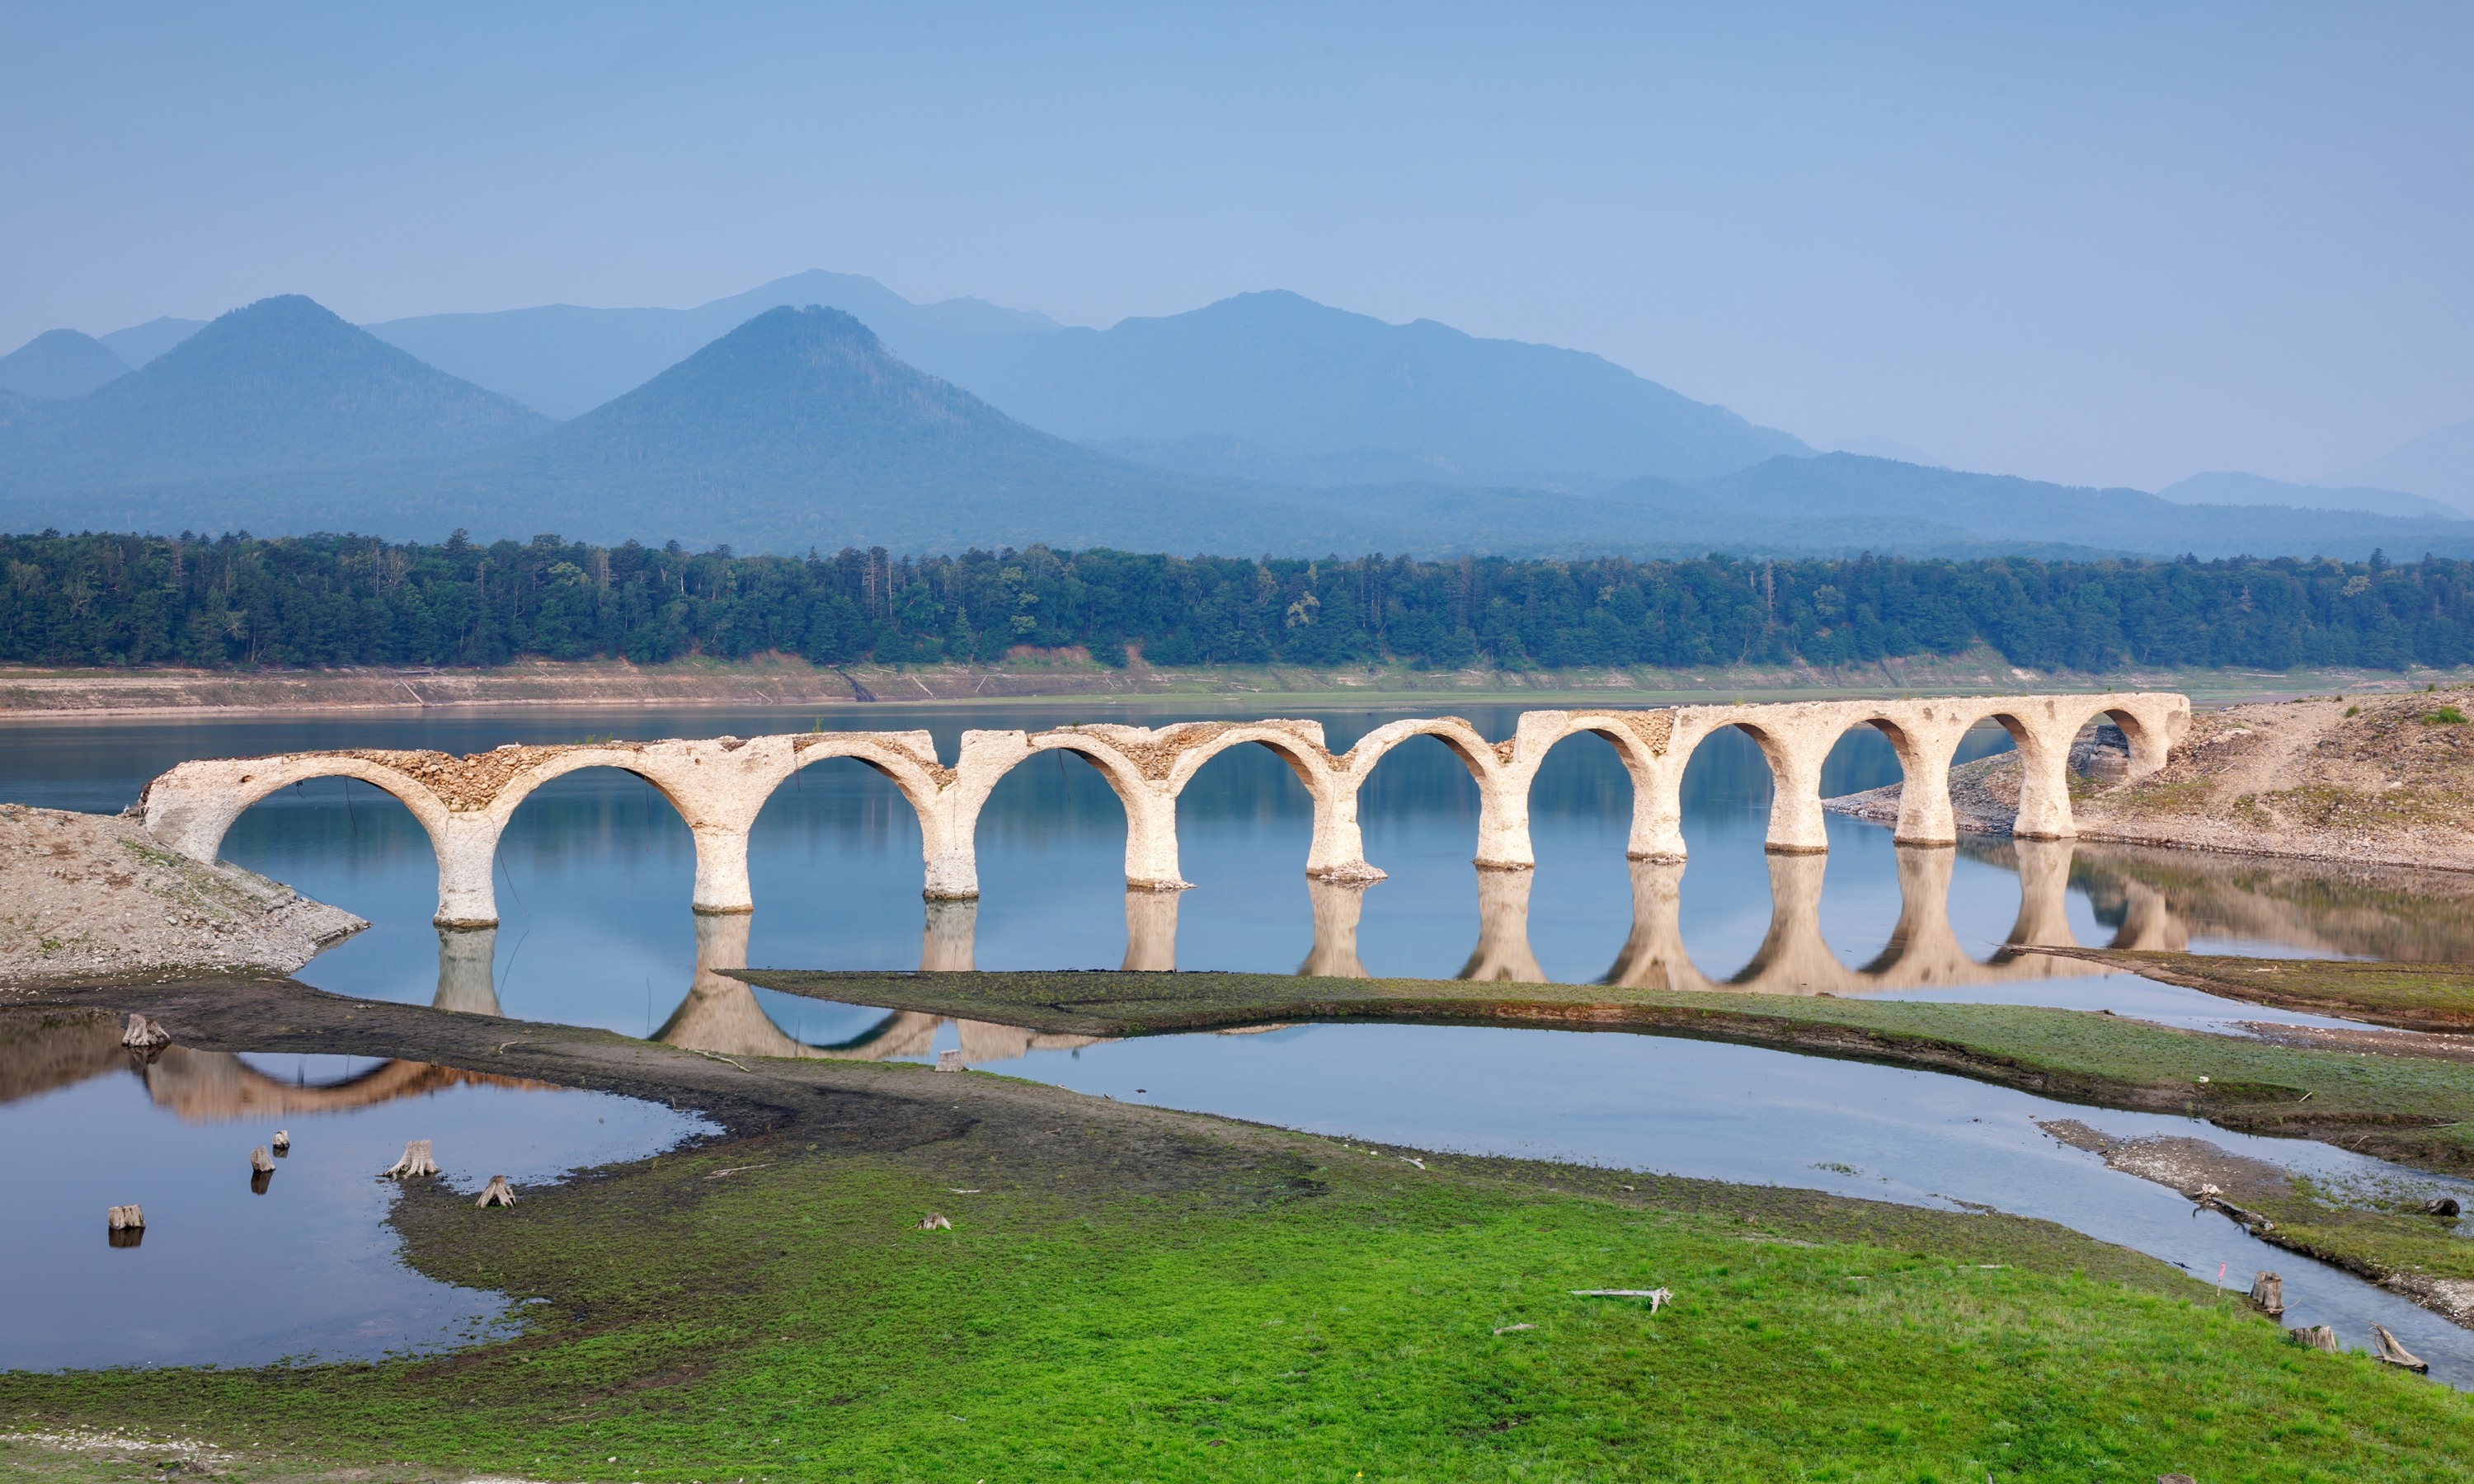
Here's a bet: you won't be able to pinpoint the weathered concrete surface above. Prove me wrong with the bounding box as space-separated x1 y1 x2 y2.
132 693 2188 928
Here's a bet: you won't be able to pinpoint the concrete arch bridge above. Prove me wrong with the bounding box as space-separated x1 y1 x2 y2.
135 693 2186 928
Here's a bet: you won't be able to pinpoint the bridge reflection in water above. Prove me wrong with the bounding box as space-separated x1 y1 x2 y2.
405 837 2218 1067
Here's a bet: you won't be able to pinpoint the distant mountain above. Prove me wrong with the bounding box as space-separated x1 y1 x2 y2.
0 331 129 400
366 270 1062 418
0 296 552 500
2316 419 2474 513
59 306 1310 555
12 294 2469 566
929 289 1810 484
2157 470 2455 520
364 273 1807 483
98 317 207 368
1629 454 2474 561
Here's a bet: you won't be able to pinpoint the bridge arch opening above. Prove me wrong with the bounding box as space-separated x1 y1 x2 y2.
747 754 933 966
1166 739 1321 969
967 740 1139 965
492 764 698 1022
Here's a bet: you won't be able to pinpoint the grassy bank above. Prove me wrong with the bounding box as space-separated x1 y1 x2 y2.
2048 950 2474 1032
7 976 2473 1480
740 968 2474 1175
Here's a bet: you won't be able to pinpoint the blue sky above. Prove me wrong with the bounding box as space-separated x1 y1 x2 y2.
2 2 2467 491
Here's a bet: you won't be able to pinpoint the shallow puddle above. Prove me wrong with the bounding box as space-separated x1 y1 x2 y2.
0 1047 712 1373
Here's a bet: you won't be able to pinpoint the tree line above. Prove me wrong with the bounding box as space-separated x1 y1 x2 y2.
2 528 2467 674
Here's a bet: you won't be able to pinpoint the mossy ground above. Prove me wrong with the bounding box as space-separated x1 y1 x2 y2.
2051 951 2474 1032
10 974 2474 1480
7 1097 2473 1482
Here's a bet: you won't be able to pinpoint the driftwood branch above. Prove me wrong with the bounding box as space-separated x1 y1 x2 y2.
382 1139 440 1179
2370 1324 2429 1373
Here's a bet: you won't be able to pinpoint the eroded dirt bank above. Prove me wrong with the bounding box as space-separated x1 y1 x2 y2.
0 805 364 987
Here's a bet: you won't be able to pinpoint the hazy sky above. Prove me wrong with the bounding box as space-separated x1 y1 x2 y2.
3 2 2467 491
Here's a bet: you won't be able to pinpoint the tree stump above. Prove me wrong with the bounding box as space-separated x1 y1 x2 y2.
918 1212 952 1230
120 1013 170 1049
2247 1271 2285 1317
934 1049 964 1072
2370 1323 2429 1373
271 1130 290 1156
2425 1196 2461 1218
474 1176 516 1209
2289 1324 2338 1353
382 1139 440 1179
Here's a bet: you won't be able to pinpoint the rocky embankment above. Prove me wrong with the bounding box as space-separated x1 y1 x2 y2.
1827 686 2474 872
0 805 365 989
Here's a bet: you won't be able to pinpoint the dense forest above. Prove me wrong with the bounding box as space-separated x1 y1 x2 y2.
3 529 2470 674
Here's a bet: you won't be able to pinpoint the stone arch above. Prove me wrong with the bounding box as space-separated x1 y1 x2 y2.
1159 721 1348 881
1703 716 1834 855
1339 716 1528 869
475 752 708 923
1518 712 1681 862
764 732 966 899
1009 726 1185 891
139 752 454 864
139 751 468 922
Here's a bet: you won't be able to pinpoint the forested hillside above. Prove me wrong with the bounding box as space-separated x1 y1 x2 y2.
5 531 2470 675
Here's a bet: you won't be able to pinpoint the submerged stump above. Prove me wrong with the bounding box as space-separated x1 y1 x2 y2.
474 1175 516 1209
271 1130 290 1156
120 1013 170 1050
382 1139 440 1179
106 1204 145 1246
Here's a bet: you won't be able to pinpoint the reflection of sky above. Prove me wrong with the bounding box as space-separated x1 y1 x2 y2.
0 1064 707 1372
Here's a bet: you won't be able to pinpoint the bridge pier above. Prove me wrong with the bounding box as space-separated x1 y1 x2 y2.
435 812 506 928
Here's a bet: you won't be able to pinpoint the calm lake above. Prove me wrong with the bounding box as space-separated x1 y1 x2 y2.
5 698 2471 1378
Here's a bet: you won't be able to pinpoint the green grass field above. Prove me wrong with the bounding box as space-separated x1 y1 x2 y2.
7 1109 2471 1483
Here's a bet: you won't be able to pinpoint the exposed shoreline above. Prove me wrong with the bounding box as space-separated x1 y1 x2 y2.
3 653 2465 721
